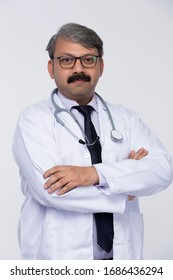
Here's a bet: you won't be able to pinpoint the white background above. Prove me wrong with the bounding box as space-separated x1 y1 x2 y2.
0 0 173 259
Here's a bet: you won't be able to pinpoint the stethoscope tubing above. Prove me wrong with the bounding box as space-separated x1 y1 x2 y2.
51 89 123 144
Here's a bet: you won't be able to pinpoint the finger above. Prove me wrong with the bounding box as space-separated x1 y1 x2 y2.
128 148 144 159
128 150 135 159
139 150 148 159
143 150 148 156
132 148 148 160
57 181 77 195
128 195 136 201
44 171 65 189
133 147 145 159
47 177 71 193
135 149 148 160
43 166 64 179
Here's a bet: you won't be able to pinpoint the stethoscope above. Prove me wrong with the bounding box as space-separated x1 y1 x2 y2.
51 89 123 145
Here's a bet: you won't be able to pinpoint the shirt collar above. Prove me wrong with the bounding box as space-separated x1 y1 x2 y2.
57 90 98 112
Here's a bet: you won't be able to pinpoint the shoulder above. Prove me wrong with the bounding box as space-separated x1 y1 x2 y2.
20 99 50 117
17 97 54 130
108 102 143 127
19 96 53 119
97 95 139 121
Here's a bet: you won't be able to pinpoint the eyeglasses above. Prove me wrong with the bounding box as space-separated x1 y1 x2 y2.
53 55 100 69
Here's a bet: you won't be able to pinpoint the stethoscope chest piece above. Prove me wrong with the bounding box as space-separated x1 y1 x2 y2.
111 129 123 142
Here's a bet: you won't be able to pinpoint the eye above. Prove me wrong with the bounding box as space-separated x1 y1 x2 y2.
60 57 74 64
83 56 94 62
82 56 97 65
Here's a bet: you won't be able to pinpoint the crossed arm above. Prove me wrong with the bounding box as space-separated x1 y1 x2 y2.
43 148 148 197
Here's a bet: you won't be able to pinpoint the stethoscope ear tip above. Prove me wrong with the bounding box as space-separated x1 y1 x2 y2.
79 139 85 145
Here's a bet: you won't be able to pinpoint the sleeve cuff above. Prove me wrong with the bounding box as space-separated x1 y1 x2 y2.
93 165 108 187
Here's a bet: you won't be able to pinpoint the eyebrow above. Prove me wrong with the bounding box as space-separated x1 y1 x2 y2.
55 52 98 57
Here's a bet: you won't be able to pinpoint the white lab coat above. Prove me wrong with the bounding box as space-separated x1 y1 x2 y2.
13 92 172 260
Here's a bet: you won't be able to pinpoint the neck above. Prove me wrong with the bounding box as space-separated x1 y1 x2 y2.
60 90 95 105
57 90 97 111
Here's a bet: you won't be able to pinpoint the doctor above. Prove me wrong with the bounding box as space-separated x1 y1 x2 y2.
13 23 172 260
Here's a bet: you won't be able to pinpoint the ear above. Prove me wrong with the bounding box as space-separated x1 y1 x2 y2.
47 60 54 79
99 58 104 77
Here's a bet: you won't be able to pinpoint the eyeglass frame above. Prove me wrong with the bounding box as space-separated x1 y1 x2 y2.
52 54 100 69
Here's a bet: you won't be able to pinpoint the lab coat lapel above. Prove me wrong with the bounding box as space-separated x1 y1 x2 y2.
49 93 85 141
96 95 110 144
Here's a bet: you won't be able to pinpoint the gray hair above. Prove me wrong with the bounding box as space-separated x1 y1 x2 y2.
46 23 104 59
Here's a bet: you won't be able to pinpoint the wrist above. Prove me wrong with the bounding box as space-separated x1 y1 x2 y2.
91 166 99 185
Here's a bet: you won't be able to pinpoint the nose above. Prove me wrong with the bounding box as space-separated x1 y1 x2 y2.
73 58 85 72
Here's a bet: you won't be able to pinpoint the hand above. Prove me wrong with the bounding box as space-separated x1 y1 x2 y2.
43 165 99 195
128 147 148 160
127 147 148 201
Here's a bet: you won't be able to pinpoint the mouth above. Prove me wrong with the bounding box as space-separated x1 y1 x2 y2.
67 73 91 84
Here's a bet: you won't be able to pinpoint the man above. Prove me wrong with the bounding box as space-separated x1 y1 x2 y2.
13 23 172 260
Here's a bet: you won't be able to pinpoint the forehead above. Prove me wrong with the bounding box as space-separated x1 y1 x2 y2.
54 37 98 56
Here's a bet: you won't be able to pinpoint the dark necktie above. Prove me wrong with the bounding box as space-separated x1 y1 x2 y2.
72 105 114 253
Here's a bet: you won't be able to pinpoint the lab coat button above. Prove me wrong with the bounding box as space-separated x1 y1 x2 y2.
115 235 118 240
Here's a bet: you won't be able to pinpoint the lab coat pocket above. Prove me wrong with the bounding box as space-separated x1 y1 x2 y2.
129 211 144 259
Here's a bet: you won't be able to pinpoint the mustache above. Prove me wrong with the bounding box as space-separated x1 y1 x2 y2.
67 73 91 84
